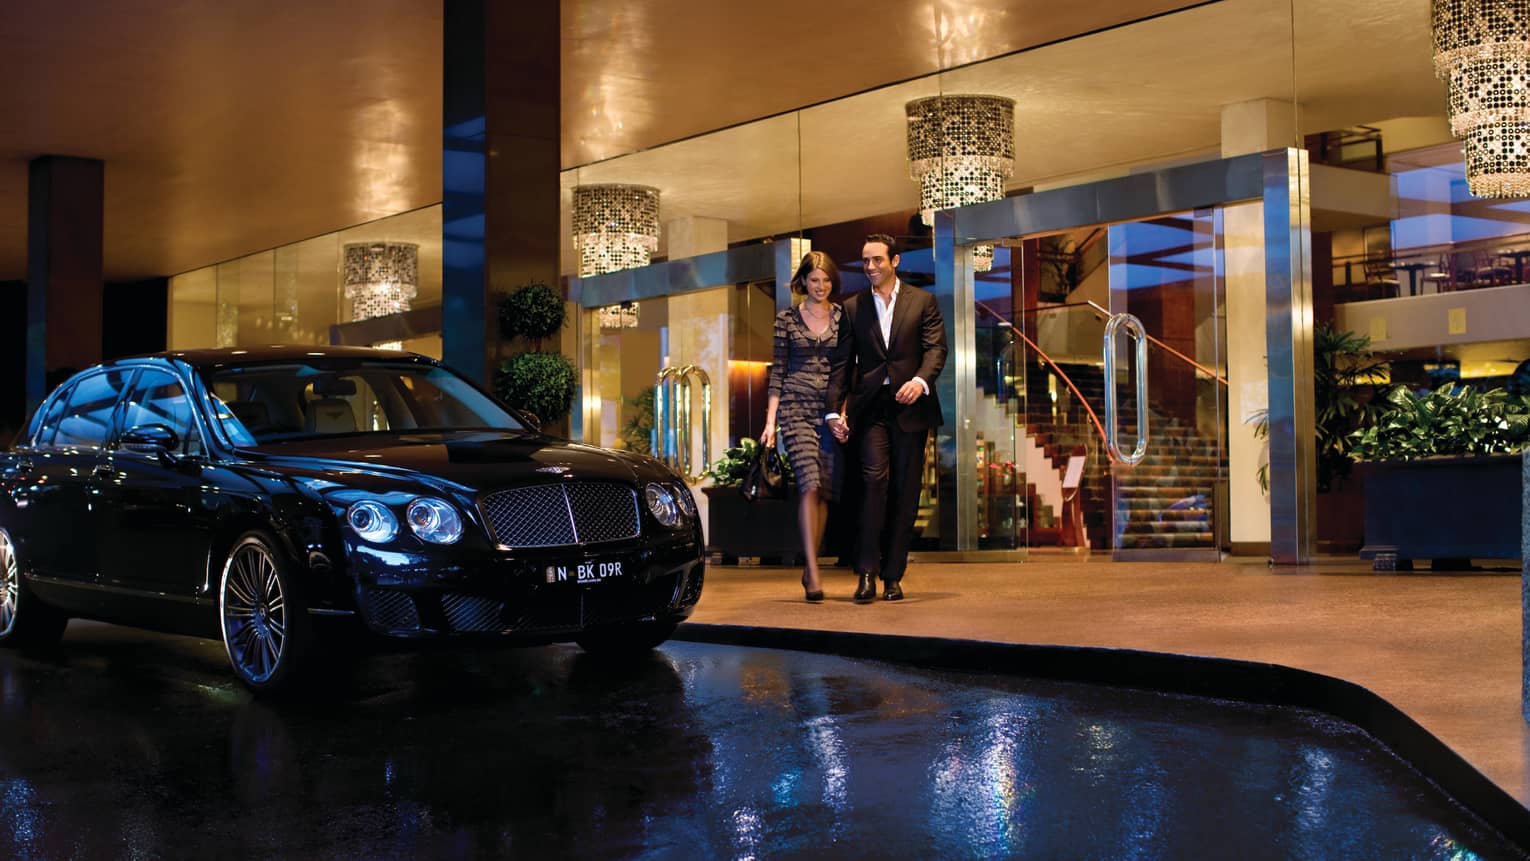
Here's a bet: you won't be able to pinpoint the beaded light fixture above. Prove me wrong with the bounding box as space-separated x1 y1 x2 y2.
342 241 418 349
597 301 640 330
573 184 661 277
906 94 1015 271
1433 0 1530 197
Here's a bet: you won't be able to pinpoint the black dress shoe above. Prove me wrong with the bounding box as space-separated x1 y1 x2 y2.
883 581 904 601
853 571 877 603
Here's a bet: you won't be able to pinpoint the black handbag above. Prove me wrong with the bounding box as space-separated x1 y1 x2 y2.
740 441 787 502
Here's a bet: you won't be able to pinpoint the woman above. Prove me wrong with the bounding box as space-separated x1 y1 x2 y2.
761 250 844 602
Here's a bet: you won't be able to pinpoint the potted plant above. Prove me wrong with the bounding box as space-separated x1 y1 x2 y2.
1349 384 1529 569
699 439 802 563
494 281 576 431
1249 325 1399 550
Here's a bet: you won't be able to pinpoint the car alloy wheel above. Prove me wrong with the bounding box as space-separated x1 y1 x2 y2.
220 533 309 691
0 530 18 638
0 528 66 646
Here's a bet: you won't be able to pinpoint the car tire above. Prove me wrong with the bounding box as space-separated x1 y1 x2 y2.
219 532 314 695
0 528 68 647
575 619 679 656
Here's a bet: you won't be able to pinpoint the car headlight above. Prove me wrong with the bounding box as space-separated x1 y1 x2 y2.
672 483 696 518
347 500 398 544
644 483 679 527
407 497 463 544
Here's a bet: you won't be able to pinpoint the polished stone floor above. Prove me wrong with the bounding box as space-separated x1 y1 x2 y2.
0 626 1519 858
689 553 1530 810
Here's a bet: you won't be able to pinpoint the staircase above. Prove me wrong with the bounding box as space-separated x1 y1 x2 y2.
1112 414 1220 549
1007 359 1223 551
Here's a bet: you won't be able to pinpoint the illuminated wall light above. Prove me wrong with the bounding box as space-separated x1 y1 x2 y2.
597 301 640 329
343 241 418 350
906 94 1015 271
1433 0 1530 196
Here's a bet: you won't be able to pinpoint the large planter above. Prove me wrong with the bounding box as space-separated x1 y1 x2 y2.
1358 454 1524 569
702 485 803 564
1316 470 1366 554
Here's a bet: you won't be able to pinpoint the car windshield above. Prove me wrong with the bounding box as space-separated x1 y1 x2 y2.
200 359 527 445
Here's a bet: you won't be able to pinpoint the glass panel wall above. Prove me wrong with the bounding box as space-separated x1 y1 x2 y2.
168 205 443 357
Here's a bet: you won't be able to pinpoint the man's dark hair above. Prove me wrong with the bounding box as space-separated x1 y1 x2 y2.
864 233 899 259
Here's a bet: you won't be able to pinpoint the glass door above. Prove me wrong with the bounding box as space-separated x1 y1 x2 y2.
961 209 1228 560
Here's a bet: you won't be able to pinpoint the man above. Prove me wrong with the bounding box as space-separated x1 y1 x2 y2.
826 234 948 602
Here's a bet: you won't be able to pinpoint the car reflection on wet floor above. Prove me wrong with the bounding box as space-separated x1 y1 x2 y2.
0 621 1522 859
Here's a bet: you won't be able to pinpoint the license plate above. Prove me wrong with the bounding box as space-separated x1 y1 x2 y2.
546 560 624 584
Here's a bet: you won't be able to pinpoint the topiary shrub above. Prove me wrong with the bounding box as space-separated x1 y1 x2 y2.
494 351 577 424
498 281 565 346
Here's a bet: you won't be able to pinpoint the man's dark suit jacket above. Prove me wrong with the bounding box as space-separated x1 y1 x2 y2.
826 282 949 433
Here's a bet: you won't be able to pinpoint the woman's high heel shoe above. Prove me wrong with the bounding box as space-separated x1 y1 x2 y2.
801 574 824 603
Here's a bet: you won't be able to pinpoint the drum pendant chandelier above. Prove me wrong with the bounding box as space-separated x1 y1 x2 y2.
906 94 1015 271
573 184 661 277
1433 0 1530 197
343 241 419 349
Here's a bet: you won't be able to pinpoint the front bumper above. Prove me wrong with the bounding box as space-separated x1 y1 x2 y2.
341 535 704 640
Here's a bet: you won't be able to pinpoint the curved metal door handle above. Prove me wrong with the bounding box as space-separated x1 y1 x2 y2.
1102 313 1149 465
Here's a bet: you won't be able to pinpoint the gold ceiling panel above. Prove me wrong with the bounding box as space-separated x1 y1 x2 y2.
0 0 1448 283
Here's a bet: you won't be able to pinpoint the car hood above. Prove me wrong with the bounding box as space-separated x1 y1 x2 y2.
242 430 657 491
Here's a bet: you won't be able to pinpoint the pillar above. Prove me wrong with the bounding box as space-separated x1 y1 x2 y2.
442 0 560 385
26 156 103 411
1219 100 1312 560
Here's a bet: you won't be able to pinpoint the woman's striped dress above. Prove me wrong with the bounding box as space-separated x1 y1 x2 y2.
767 303 844 500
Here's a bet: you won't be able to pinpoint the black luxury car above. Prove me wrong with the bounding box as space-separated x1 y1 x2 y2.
0 347 704 693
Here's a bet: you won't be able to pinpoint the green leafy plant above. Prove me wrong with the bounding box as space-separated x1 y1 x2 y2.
1349 385 1530 461
617 386 656 455
1249 324 1399 491
498 281 565 346
494 351 577 423
704 438 793 487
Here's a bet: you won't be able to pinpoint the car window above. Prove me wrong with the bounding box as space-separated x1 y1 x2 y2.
200 360 525 443
29 384 73 447
50 369 133 450
120 369 203 456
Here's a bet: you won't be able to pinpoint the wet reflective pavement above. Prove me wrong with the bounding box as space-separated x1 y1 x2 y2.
0 622 1523 859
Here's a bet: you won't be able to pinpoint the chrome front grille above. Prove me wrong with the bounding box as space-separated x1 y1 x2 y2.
480 482 640 548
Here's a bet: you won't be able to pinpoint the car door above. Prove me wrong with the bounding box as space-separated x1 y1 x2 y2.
95 367 219 597
8 368 132 586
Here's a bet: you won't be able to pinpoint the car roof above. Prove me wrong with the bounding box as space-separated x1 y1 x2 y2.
109 345 434 370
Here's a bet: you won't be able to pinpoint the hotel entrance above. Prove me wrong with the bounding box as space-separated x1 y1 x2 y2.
952 209 1229 560
934 150 1316 563
568 151 1315 565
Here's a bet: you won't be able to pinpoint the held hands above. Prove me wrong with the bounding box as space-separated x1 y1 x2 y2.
894 379 925 405
828 416 850 443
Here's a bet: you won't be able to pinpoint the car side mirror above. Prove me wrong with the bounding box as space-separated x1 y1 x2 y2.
517 410 542 433
121 423 181 459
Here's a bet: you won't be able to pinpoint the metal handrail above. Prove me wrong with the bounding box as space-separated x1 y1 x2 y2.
1082 300 1227 386
977 300 1116 463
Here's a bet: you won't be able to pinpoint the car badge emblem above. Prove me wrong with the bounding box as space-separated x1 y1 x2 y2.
535 465 571 474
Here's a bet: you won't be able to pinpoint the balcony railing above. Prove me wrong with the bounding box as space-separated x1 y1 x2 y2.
1331 235 1530 304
